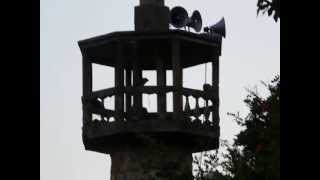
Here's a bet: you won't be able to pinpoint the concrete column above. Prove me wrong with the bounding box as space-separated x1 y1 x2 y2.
212 57 220 126
110 145 193 180
172 39 183 120
156 57 166 115
140 0 164 6
82 56 92 124
115 42 125 121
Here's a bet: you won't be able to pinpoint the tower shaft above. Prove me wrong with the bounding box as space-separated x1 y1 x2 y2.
110 145 193 180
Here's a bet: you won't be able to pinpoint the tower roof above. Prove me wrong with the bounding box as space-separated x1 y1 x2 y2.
78 30 222 70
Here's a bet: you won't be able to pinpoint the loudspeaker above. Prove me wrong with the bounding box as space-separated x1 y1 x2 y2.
170 6 203 32
170 6 188 28
204 17 226 37
186 10 202 32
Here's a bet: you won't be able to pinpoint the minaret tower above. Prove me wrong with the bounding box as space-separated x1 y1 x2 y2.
78 0 223 179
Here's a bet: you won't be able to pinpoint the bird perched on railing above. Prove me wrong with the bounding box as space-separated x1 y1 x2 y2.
89 99 104 110
203 83 215 92
127 106 148 121
133 77 149 87
82 96 104 110
203 83 218 100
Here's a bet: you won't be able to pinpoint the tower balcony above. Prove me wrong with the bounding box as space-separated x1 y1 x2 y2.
82 85 219 154
79 30 222 154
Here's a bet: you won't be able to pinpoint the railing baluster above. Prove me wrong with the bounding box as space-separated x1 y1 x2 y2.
87 86 216 127
184 96 191 113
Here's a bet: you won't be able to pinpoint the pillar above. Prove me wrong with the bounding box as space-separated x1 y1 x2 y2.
82 56 92 124
212 56 220 126
110 145 193 180
132 43 143 108
140 0 164 6
115 41 125 121
172 39 182 119
126 68 132 112
156 52 166 117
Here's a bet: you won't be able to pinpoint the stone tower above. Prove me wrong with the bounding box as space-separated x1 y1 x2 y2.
78 0 223 179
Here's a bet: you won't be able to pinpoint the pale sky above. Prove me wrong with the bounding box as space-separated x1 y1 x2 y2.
40 0 279 180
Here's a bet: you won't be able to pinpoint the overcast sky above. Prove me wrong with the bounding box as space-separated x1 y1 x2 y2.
40 0 279 179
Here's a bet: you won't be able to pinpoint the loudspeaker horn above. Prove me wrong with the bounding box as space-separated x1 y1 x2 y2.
170 6 189 28
186 10 202 32
204 17 226 37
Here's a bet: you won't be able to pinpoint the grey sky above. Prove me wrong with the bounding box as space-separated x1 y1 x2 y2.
40 0 279 180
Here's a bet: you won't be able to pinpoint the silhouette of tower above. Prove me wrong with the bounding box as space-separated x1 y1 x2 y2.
78 0 223 179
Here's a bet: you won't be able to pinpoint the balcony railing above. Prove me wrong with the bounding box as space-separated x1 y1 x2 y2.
82 85 218 128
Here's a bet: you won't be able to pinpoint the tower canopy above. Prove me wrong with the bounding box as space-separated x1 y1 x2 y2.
78 30 221 70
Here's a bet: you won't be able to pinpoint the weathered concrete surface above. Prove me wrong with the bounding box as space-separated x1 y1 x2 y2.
110 143 193 180
140 0 164 6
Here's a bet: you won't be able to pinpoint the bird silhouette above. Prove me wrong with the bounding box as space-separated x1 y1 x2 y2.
203 83 215 92
127 106 148 121
133 77 149 87
90 99 104 110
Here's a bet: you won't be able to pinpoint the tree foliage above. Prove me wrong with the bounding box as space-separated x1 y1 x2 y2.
194 76 280 180
257 0 280 22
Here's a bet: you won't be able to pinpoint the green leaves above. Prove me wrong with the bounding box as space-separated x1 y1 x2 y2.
194 76 280 180
257 0 280 22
